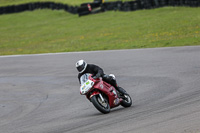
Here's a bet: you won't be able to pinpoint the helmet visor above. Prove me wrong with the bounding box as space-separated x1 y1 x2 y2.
77 65 84 72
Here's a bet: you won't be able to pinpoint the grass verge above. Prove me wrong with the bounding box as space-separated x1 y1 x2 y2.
0 7 200 55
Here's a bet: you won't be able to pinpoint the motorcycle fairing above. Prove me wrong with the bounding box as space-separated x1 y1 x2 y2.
93 79 121 108
80 79 94 95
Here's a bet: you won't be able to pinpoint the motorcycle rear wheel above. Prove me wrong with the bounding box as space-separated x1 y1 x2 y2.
120 94 132 107
91 95 110 114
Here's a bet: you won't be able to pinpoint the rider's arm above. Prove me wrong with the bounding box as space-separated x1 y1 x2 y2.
78 74 81 84
91 64 104 78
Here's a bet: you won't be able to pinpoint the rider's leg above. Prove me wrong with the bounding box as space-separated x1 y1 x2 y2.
103 75 127 95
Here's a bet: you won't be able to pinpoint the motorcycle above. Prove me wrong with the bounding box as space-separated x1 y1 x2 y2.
80 73 132 114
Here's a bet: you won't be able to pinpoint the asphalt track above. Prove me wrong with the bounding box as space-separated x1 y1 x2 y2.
0 46 200 133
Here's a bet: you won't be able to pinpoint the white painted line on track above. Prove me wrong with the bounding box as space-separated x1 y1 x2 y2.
0 49 135 58
0 51 105 58
0 46 199 58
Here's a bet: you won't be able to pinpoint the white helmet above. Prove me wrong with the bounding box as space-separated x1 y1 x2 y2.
76 60 87 73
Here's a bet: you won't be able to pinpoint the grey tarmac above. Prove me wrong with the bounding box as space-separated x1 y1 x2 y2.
0 46 200 133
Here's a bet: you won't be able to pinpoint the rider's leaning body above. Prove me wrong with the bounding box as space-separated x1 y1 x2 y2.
78 63 104 84
76 60 127 95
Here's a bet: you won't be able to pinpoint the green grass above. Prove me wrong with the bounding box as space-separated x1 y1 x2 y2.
0 7 200 55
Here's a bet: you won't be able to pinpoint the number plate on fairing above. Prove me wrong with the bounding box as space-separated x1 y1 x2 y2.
80 79 94 95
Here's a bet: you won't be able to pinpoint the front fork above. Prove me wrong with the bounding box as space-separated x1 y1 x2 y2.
99 93 105 102
89 91 105 102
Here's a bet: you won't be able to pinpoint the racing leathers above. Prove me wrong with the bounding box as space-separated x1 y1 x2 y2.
78 64 127 95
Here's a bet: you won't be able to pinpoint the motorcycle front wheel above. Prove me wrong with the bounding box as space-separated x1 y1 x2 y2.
91 95 110 114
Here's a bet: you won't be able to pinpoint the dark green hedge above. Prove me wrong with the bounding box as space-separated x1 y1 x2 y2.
0 0 199 16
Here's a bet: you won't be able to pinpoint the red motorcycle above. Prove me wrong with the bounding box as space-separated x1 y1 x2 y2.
80 73 132 114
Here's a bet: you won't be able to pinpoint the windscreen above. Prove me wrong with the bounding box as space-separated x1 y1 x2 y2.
80 73 90 85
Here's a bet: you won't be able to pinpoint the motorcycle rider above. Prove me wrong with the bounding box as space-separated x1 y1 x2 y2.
76 60 127 95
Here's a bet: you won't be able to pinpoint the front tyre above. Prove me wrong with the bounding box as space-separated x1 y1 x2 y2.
91 95 110 114
120 94 132 107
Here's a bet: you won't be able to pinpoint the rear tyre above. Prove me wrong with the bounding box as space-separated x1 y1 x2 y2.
120 94 132 107
91 95 110 114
